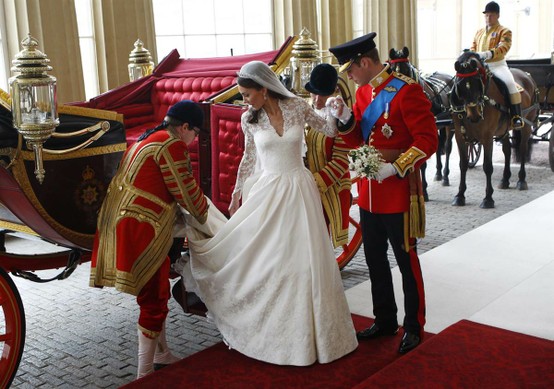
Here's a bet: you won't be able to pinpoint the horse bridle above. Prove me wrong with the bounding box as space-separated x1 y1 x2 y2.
389 57 420 83
451 61 489 120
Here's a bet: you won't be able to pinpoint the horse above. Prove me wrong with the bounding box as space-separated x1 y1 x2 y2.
449 51 539 208
389 47 455 200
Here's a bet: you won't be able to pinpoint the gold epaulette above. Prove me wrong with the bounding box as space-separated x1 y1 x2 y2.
392 146 426 177
393 72 416 85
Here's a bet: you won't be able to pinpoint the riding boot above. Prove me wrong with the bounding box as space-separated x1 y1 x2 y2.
137 329 158 379
153 322 180 368
511 103 523 129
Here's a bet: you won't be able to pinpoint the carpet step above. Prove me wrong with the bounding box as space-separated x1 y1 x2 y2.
352 320 554 388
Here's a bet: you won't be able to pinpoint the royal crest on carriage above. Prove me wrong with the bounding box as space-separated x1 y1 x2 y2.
74 164 106 224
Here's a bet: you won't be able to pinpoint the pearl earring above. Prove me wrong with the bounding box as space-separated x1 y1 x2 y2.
263 94 268 100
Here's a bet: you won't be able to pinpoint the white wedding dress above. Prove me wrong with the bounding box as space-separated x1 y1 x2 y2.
180 97 358 366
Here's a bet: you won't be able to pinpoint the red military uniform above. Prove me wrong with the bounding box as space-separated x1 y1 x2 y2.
305 127 351 247
339 64 438 339
90 129 208 334
341 66 437 215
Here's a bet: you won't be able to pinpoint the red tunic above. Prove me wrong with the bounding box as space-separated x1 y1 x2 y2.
341 68 438 214
90 130 208 295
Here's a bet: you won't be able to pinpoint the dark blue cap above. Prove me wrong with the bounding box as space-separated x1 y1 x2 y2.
167 100 204 129
329 32 377 73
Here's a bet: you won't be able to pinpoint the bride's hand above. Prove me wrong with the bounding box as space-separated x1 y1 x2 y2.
326 96 352 124
229 192 241 216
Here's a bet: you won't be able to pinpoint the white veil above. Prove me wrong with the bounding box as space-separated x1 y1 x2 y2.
237 61 296 98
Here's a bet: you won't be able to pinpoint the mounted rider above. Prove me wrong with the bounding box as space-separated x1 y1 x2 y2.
471 1 523 129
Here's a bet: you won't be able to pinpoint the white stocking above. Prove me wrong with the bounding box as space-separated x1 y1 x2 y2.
137 329 157 379
153 323 180 365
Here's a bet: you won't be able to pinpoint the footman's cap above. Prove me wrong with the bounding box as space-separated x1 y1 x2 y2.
304 63 338 96
483 1 500 13
167 100 204 131
329 32 377 73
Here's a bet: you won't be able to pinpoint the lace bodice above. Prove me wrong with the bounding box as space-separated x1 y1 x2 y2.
233 97 337 196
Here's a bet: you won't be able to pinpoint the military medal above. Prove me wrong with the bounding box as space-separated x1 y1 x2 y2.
381 123 393 138
384 102 389 119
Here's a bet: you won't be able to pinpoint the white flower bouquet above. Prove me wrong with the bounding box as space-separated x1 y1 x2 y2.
348 143 384 180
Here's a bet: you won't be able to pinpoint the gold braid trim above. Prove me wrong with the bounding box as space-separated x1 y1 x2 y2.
392 146 427 178
305 128 350 247
138 324 160 339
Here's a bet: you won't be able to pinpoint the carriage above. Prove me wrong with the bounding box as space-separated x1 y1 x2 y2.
506 57 554 171
0 36 361 387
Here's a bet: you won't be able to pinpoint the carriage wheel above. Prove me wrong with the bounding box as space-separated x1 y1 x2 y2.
548 126 554 172
467 142 482 168
336 176 363 270
336 216 363 269
0 268 25 389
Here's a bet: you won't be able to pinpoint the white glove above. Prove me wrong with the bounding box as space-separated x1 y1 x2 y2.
326 96 352 124
374 162 398 182
477 51 492 60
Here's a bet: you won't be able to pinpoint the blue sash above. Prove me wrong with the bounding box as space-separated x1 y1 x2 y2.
361 77 406 141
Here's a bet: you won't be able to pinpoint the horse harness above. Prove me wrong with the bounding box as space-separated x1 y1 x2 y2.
389 58 453 116
451 59 540 142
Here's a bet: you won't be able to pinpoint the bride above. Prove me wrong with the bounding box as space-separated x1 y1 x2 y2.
180 60 358 366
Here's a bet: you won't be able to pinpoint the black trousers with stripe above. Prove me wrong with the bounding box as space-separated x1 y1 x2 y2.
359 208 426 336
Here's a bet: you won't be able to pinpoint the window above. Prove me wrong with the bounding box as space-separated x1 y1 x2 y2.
0 0 9 92
417 0 554 75
153 0 273 61
352 0 364 38
74 0 99 100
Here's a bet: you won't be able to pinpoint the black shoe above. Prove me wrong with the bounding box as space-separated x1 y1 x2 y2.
398 332 421 354
356 323 399 340
510 104 524 129
171 278 205 314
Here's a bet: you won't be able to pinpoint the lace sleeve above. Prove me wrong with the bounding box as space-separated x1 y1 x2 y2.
302 98 338 137
232 114 257 197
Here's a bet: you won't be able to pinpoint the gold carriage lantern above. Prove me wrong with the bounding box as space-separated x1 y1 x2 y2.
8 34 59 184
128 39 154 81
290 28 321 97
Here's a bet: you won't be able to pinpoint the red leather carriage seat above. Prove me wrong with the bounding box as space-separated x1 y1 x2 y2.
123 75 236 143
209 103 245 215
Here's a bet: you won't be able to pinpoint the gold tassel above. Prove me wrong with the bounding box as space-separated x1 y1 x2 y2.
409 194 426 238
406 168 426 251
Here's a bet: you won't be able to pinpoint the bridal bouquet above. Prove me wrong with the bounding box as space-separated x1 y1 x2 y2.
348 143 383 180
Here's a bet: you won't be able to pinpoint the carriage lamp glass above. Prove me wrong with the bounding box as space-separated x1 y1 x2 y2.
290 28 321 98
8 34 59 184
128 39 155 82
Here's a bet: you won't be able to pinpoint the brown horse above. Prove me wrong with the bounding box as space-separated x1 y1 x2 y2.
389 47 455 200
450 51 539 208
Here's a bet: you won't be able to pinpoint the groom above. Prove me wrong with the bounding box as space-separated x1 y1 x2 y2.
328 33 438 354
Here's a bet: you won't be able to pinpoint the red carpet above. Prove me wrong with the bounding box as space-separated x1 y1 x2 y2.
354 320 554 389
121 314 432 388
121 317 554 388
